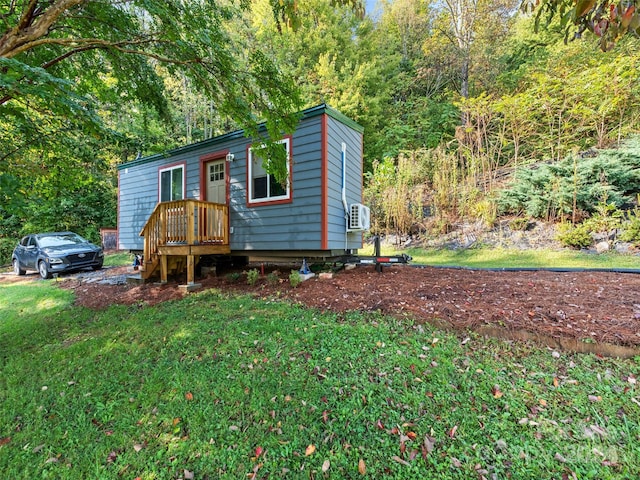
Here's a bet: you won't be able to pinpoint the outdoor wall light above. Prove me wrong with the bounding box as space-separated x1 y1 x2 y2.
225 152 235 162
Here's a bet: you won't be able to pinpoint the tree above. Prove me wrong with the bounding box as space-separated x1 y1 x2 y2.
250 0 390 169
526 0 640 50
435 0 518 100
0 0 302 163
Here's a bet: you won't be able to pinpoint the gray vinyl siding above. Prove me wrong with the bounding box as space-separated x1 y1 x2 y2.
118 165 158 251
229 118 323 251
117 104 365 254
326 116 364 250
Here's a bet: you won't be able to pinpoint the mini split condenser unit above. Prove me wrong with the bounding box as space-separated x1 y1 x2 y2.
348 203 370 231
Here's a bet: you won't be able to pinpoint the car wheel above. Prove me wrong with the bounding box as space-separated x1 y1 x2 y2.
92 263 103 271
13 258 26 276
38 260 51 279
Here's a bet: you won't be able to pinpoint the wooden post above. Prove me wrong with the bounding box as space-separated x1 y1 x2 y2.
187 200 195 245
187 254 195 284
160 254 168 283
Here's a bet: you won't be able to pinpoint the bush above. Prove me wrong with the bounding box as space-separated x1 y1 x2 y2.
582 202 623 234
289 270 301 287
508 217 530 231
556 223 592 249
246 268 259 286
499 142 640 221
0 237 16 266
226 272 241 283
620 208 640 245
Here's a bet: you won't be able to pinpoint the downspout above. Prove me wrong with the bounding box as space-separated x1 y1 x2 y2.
341 142 349 251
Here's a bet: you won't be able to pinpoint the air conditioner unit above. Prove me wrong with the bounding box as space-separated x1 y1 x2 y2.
348 203 370 231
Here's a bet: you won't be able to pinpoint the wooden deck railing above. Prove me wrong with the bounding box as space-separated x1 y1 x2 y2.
139 199 229 266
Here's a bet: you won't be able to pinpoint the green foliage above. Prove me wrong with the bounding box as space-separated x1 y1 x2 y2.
499 141 640 221
529 0 640 51
556 223 593 249
364 152 431 234
508 217 530 231
584 202 624 233
289 269 302 287
266 272 280 285
226 272 242 283
620 208 640 245
246 268 260 286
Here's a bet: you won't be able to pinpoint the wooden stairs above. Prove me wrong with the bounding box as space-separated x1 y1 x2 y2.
138 199 231 284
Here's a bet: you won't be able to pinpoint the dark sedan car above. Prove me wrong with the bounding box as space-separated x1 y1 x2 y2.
12 232 104 279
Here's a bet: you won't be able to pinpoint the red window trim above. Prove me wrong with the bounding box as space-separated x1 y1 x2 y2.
246 135 294 208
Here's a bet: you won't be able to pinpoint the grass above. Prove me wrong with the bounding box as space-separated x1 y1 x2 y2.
1 275 639 478
360 244 640 270
103 251 134 268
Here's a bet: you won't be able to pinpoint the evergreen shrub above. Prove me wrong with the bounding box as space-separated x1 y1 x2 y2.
556 223 592 249
499 138 640 220
620 208 640 245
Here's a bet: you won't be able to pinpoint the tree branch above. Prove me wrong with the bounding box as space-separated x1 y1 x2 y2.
0 0 86 58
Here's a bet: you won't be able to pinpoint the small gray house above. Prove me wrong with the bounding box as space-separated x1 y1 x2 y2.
117 104 370 283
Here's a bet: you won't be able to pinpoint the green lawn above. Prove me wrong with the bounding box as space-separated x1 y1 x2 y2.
1 271 639 478
361 245 640 270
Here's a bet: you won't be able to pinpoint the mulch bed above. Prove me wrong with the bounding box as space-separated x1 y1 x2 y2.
4 264 639 356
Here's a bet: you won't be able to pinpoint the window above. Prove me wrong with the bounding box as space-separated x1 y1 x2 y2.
248 138 291 204
159 164 184 202
209 162 224 182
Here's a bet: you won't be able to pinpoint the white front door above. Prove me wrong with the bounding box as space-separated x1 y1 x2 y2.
206 160 226 204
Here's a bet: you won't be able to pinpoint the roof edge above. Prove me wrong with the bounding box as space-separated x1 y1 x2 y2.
117 104 363 170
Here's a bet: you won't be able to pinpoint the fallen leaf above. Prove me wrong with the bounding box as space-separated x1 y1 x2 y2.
305 444 316 456
255 446 264 458
448 425 458 438
406 431 417 441
539 399 547 407
451 456 462 467
0 437 10 446
553 377 559 387
423 435 435 453
184 470 194 480
133 443 144 452
107 451 118 463
554 452 567 463
489 381 504 397
392 455 411 466
589 424 608 437
322 459 330 472
588 395 602 402
185 392 193 401
358 458 366 475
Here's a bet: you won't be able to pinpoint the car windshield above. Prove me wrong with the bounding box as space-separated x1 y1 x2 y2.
38 233 88 248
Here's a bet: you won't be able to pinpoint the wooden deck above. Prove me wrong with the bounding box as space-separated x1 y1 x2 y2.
139 199 230 284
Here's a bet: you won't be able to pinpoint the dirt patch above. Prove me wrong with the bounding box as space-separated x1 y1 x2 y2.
3 264 640 354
